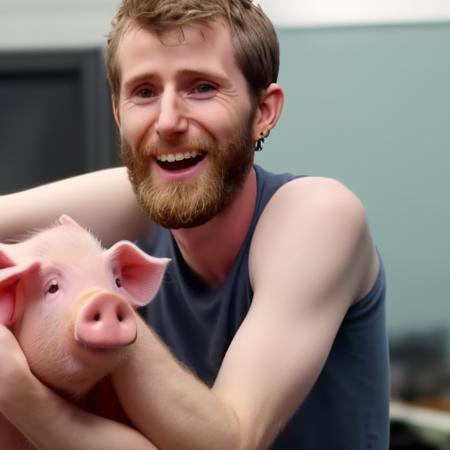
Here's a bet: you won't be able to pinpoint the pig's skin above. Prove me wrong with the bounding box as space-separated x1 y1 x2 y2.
0 215 168 450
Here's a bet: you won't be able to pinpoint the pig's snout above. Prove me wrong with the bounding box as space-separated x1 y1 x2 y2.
74 292 137 350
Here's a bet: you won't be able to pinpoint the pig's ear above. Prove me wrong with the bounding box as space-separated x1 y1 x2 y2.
105 241 169 307
0 257 40 326
58 214 86 232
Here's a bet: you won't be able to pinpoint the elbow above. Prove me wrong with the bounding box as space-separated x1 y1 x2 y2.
220 407 271 450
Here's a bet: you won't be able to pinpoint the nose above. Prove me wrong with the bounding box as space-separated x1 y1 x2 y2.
155 88 188 140
74 292 137 350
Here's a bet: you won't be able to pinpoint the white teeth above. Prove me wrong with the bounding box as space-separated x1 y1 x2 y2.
157 151 202 162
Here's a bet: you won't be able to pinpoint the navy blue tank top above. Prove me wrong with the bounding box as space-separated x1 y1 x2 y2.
138 165 389 450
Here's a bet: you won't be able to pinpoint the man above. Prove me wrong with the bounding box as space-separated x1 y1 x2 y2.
0 1 389 449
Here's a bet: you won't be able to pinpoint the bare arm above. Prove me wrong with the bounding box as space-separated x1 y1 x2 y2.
112 177 379 450
0 167 149 247
0 325 158 450
215 177 378 447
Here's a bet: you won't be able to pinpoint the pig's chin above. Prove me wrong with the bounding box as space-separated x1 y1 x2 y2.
29 343 130 401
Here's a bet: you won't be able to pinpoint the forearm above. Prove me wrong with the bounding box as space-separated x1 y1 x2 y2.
3 376 158 450
112 319 241 450
0 167 148 246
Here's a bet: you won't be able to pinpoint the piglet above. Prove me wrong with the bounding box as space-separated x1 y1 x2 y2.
0 215 169 449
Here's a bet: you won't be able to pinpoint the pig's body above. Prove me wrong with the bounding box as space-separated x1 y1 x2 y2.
0 216 168 449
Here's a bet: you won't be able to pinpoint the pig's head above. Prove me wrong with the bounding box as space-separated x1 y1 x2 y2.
0 215 169 398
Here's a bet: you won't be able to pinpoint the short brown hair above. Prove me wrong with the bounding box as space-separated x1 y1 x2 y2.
106 0 279 101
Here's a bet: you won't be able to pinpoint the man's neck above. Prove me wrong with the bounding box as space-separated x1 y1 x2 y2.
171 167 257 287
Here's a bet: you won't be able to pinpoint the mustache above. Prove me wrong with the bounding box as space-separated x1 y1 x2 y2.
139 136 217 157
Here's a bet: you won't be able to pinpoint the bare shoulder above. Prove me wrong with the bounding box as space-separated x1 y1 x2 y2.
264 176 366 223
251 176 369 252
249 176 378 303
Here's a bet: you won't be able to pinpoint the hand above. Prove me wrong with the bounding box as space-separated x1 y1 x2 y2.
0 325 35 414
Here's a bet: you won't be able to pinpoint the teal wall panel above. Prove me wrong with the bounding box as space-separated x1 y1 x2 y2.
256 24 450 338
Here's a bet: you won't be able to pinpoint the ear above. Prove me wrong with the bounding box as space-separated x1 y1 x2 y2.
58 214 86 232
112 95 121 127
104 241 170 307
0 254 40 326
252 83 285 142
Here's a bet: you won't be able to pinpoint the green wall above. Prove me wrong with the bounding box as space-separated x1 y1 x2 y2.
256 23 450 339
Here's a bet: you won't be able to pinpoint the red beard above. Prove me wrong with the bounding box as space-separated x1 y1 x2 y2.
120 120 255 229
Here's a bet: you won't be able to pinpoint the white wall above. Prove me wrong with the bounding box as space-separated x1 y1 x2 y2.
1 0 450 49
0 0 120 49
258 0 450 27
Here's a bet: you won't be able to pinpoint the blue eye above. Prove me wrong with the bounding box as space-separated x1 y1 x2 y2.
195 83 214 93
136 87 155 98
190 83 217 98
131 85 158 105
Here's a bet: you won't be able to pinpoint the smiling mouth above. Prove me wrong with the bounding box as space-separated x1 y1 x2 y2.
156 151 206 171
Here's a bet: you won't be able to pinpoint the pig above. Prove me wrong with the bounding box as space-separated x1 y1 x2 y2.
0 215 169 449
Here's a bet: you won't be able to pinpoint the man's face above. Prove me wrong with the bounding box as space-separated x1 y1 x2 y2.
114 21 258 229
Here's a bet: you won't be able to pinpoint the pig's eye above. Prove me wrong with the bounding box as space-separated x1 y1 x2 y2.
115 277 122 288
47 281 59 294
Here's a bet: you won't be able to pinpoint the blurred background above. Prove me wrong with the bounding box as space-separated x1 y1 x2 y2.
1 1 449 448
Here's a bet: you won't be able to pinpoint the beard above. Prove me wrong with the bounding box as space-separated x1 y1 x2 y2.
120 119 255 229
